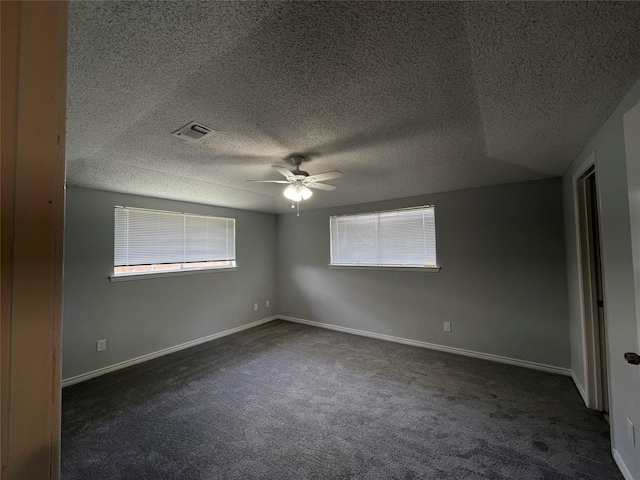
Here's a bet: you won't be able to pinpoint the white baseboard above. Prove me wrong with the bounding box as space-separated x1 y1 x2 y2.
62 314 574 387
613 448 635 480
62 316 279 387
278 316 572 377
571 370 589 406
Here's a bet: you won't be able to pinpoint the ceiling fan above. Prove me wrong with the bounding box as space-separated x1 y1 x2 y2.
248 155 343 203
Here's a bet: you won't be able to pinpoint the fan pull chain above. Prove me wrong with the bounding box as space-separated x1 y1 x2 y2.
296 201 300 217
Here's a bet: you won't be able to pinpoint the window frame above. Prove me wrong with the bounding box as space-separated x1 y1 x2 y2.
110 206 237 281
328 205 440 272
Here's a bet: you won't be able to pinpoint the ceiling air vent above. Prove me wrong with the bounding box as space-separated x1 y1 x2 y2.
172 122 212 142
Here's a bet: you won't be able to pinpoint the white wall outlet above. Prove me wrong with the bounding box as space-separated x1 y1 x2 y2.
96 339 106 352
253 303 258 311
266 300 270 308
443 322 451 332
628 418 636 447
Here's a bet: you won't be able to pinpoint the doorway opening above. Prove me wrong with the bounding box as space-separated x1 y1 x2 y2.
577 165 609 416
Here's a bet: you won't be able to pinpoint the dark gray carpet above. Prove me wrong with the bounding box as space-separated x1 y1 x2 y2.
61 320 621 479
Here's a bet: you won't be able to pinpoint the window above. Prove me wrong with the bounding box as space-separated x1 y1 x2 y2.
113 206 236 277
330 206 438 269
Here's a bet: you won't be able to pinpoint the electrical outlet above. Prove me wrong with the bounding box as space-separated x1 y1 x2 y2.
443 322 451 332
96 339 106 352
266 300 270 308
628 418 636 447
253 303 258 311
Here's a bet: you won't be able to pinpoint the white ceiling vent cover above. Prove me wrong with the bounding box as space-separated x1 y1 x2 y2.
172 122 212 142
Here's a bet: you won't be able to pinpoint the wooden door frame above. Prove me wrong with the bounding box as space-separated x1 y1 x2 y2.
1 2 68 479
573 153 610 412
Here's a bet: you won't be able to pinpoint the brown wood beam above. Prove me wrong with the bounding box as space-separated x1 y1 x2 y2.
1 2 68 478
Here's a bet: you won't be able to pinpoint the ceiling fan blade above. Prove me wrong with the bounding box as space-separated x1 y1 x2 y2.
305 170 342 183
305 182 336 191
247 180 291 183
272 165 296 181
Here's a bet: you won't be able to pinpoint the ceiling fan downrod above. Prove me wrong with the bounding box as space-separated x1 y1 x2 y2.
291 155 309 177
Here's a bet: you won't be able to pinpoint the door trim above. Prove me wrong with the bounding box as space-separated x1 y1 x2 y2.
572 152 609 412
1 3 68 478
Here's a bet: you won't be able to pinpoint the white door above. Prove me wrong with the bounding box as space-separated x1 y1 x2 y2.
623 100 640 479
623 101 640 373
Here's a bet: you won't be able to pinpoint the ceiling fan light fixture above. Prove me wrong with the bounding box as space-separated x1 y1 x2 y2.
300 186 313 200
283 183 313 202
247 156 340 206
283 184 302 202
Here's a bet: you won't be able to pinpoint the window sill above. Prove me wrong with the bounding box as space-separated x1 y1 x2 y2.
109 267 238 282
328 265 441 272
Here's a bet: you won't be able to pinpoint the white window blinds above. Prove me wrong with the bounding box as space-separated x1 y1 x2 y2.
114 206 235 267
330 206 437 267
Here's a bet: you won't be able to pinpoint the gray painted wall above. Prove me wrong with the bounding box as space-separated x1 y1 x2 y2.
562 78 640 478
62 187 277 380
277 179 570 368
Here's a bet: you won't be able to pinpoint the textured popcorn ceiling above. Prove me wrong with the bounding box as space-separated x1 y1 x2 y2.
66 1 640 213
